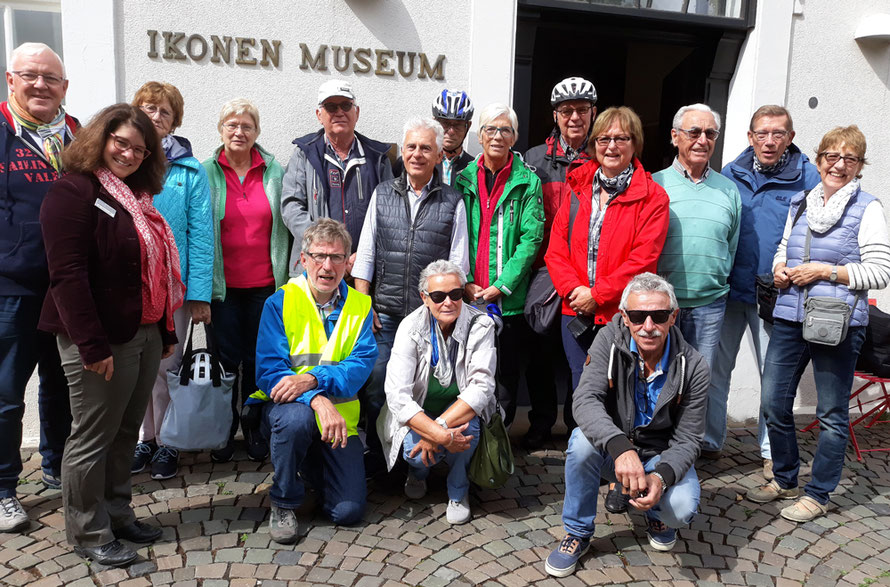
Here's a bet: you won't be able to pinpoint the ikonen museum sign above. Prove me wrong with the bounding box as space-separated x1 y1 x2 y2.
146 30 447 80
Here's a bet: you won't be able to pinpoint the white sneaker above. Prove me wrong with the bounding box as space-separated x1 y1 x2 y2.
446 495 471 525
404 472 427 500
0 497 28 533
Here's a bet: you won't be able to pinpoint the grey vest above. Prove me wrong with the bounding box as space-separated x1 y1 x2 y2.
774 188 876 327
373 172 462 316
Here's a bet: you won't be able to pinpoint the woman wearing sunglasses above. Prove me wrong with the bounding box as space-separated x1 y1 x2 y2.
378 260 498 525
39 104 183 566
747 126 890 522
203 98 291 463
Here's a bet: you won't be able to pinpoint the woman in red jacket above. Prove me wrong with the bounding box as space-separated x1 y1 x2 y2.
39 104 184 567
545 106 669 414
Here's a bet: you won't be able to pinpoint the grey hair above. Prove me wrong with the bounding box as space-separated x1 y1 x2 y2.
418 260 467 293
301 217 352 254
672 103 721 131
217 98 261 135
9 42 65 78
402 117 444 152
478 102 519 139
618 272 678 311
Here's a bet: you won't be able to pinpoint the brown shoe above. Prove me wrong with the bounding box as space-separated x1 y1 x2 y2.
763 459 774 481
746 480 799 504
781 496 828 522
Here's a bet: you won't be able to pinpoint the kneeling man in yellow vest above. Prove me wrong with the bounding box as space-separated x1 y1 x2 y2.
251 218 378 544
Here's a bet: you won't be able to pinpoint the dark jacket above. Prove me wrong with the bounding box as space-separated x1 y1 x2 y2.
38 173 176 364
0 102 78 296
573 313 709 488
373 170 463 317
525 133 591 268
280 129 395 274
721 144 820 304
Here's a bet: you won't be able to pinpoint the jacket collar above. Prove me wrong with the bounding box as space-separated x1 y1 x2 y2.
728 143 807 184
293 128 392 157
456 151 534 195
566 157 652 204
393 167 444 196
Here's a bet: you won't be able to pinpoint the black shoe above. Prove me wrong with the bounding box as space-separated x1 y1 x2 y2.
150 447 179 480
74 540 137 566
131 440 157 474
363 450 387 481
699 449 723 460
246 430 269 463
42 471 62 490
211 440 235 464
604 483 630 514
520 428 552 451
113 520 163 544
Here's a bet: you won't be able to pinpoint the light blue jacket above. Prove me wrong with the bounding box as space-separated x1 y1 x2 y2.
153 136 214 302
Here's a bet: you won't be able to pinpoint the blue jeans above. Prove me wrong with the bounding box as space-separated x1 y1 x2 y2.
361 312 401 457
0 294 71 496
761 319 866 504
262 400 366 525
211 286 274 440
562 428 700 539
706 300 772 455
403 414 481 501
677 295 727 369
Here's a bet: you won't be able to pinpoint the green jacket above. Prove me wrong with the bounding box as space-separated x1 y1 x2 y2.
455 152 544 316
203 144 292 301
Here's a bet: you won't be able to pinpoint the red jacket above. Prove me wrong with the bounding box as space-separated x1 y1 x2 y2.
544 157 669 324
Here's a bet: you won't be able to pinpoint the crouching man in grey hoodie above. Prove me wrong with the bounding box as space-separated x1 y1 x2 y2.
545 272 708 577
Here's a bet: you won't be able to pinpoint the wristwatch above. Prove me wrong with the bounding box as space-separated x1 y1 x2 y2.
829 266 838 282
434 417 448 429
651 471 667 493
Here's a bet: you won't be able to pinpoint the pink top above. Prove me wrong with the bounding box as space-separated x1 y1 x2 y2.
219 148 275 288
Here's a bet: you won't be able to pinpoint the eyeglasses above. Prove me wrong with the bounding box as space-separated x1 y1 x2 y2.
819 152 863 166
594 135 632 147
481 125 515 138
109 133 150 160
556 106 592 118
222 122 256 134
676 127 720 141
321 101 355 114
11 71 65 87
751 130 789 142
437 120 468 132
424 288 463 304
305 251 348 265
623 309 673 325
141 103 174 121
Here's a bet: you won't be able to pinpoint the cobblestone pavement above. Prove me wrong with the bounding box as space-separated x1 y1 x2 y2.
3 419 890 587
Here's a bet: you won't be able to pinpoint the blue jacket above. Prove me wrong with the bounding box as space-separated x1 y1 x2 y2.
0 104 78 296
255 278 378 406
153 136 213 303
721 144 820 304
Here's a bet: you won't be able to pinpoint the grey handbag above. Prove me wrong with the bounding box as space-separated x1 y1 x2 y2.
799 225 856 346
159 322 235 450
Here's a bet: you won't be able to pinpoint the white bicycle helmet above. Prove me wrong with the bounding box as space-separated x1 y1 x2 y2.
189 351 215 384
550 77 597 107
432 89 474 121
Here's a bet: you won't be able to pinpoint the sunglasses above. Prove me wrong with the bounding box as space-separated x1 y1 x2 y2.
424 288 463 304
624 309 673 325
321 101 355 113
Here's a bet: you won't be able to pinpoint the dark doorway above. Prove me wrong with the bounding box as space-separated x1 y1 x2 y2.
514 2 749 171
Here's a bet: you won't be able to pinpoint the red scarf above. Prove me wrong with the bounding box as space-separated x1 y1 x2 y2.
94 167 184 330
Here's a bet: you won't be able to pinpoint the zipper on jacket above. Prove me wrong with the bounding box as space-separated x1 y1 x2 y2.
509 200 514 223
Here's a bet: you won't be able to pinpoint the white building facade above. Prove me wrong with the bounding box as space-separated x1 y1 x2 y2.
15 0 890 442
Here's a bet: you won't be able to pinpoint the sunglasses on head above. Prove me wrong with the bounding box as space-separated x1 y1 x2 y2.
624 309 673 325
425 288 463 304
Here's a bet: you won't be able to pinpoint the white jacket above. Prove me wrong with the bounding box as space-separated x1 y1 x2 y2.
376 303 498 470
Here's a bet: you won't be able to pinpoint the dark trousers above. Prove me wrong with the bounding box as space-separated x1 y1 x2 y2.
525 321 572 434
211 286 274 441
0 294 71 497
560 314 602 431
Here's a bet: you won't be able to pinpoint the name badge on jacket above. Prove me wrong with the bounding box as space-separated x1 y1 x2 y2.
95 198 116 218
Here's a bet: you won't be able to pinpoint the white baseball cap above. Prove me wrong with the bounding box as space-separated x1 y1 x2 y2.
318 79 356 105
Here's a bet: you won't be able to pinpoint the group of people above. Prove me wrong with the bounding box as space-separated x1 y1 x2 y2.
2 40 889 577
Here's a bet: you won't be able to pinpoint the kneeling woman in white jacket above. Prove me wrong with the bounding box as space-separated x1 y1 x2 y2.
378 260 498 524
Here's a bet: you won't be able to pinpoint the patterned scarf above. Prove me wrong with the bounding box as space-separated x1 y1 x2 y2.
805 178 860 234
8 93 67 172
753 149 790 175
94 167 184 331
595 162 634 196
429 309 456 387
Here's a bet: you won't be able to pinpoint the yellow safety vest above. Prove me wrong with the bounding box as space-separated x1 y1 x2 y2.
252 275 371 437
